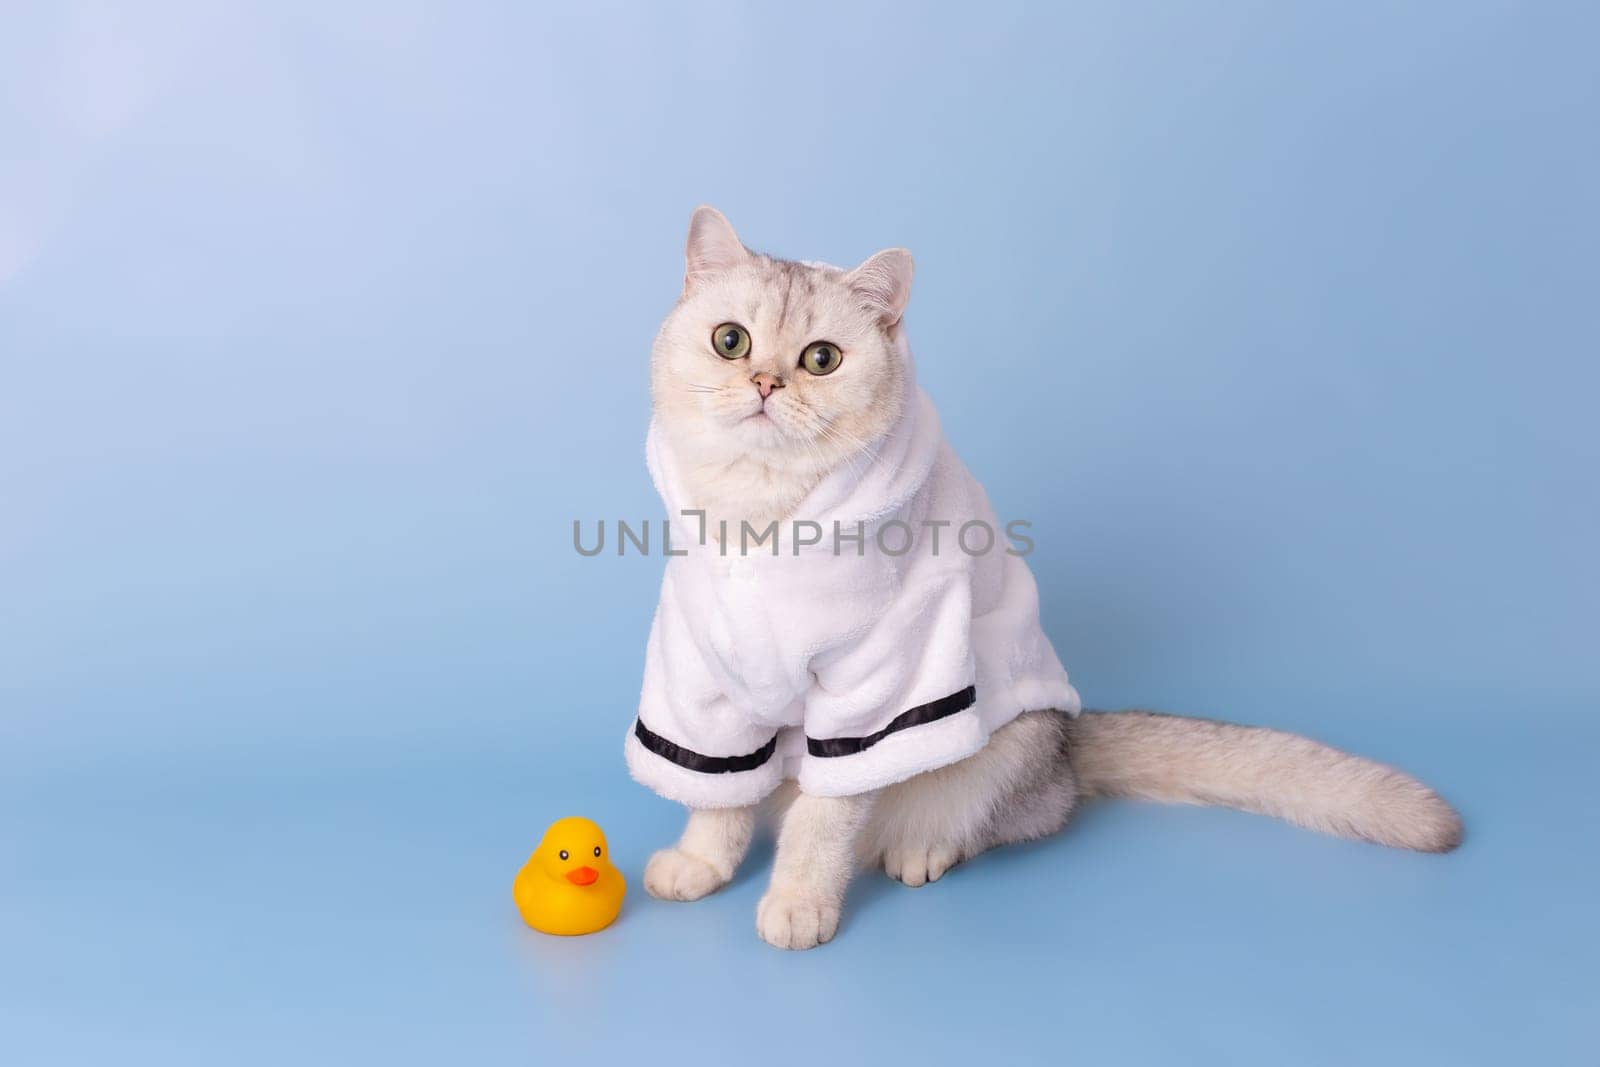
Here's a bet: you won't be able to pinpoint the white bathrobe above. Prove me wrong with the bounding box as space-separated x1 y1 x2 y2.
625 365 1080 809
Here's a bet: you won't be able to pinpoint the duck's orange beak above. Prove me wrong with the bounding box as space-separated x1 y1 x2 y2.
565 866 599 886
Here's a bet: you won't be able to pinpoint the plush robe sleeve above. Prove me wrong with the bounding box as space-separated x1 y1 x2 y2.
624 572 786 808
797 559 987 797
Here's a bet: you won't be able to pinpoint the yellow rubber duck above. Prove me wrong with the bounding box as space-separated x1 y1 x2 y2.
514 817 626 936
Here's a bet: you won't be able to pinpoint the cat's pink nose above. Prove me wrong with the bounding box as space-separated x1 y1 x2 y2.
751 373 785 400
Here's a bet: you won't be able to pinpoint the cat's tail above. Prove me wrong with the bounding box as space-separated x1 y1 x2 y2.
1064 710 1463 853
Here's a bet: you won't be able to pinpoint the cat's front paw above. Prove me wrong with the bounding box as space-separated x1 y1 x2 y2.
883 843 961 887
756 889 840 950
644 847 728 901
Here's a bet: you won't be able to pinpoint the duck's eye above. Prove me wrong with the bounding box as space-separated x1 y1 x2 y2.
712 323 751 360
558 850 569 861
800 341 842 376
593 846 602 857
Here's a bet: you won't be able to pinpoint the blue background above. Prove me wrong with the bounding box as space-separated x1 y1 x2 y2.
3 2 1596 1063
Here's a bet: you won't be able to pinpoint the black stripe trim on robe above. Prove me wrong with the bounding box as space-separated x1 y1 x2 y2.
634 718 779 774
806 686 978 758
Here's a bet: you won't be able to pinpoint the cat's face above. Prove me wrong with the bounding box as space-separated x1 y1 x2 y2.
651 207 913 481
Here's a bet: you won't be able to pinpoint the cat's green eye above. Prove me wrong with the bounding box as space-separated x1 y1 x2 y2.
800 341 842 376
712 323 751 360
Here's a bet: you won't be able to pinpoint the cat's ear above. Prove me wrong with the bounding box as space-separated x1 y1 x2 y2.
846 248 915 326
684 205 749 292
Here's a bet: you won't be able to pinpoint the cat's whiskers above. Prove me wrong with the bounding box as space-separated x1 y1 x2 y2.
807 410 884 484
821 419 884 467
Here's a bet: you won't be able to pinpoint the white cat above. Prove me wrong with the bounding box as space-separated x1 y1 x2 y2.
631 207 1461 950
